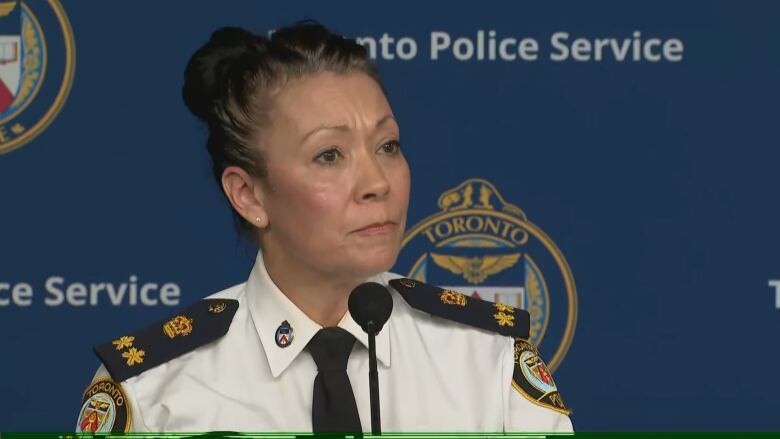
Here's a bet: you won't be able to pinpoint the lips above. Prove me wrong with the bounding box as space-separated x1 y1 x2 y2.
354 221 397 235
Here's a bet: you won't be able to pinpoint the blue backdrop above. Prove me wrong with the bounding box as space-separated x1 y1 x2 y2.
1 0 779 431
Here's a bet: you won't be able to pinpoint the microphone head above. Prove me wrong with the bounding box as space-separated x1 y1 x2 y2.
348 282 394 334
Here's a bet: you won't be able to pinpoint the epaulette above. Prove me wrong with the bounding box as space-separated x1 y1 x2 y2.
94 298 239 382
389 278 530 339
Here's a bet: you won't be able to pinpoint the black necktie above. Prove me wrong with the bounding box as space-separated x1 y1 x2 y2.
308 327 362 433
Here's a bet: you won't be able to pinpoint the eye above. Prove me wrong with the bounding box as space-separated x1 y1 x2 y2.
378 140 402 155
314 147 343 164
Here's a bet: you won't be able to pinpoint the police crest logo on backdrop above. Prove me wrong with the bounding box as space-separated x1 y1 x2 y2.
0 0 74 155
396 178 578 370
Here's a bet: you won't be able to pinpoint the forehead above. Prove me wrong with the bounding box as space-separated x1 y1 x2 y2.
270 71 392 132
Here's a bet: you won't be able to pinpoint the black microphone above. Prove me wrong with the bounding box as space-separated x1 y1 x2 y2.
348 282 393 435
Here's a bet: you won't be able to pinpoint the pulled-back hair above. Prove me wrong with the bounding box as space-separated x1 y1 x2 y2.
182 21 383 232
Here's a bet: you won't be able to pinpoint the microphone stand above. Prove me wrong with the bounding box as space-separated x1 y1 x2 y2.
367 321 381 435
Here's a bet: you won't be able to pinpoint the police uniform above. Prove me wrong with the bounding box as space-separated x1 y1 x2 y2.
75 251 573 432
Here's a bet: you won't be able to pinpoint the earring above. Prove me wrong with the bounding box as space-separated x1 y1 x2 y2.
255 216 262 224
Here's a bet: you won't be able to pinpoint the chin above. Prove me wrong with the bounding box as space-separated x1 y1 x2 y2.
350 248 399 278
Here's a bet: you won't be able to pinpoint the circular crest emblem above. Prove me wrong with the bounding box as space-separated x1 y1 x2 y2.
512 338 569 413
0 0 75 154
75 378 130 433
519 347 557 394
397 178 577 371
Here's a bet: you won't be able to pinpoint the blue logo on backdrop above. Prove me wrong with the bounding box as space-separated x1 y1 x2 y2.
0 0 74 154
397 178 577 371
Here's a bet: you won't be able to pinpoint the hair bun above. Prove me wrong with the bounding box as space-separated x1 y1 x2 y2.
182 26 263 122
209 26 256 48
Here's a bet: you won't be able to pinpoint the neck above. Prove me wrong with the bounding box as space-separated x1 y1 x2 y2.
261 249 367 328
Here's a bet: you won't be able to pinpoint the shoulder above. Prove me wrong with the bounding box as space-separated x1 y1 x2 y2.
93 284 244 383
384 275 572 418
385 275 530 339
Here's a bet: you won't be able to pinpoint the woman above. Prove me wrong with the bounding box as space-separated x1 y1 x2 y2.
75 22 573 433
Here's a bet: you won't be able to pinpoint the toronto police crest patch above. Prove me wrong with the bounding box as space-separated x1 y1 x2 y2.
0 0 75 154
512 338 570 415
75 377 131 433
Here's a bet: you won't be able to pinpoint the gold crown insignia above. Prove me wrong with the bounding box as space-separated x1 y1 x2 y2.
439 290 468 306
163 315 193 339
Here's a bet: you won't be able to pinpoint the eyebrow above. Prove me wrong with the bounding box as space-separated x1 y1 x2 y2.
300 114 398 143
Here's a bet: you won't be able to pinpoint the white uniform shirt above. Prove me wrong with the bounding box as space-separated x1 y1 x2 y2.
83 252 573 432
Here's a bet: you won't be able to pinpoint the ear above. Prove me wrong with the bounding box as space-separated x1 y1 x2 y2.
221 166 269 228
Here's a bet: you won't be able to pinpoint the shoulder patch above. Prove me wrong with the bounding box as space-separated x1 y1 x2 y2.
94 299 238 382
389 278 530 339
75 377 131 433
512 338 571 415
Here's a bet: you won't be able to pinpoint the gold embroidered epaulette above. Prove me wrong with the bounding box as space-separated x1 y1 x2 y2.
93 299 238 382
389 278 530 339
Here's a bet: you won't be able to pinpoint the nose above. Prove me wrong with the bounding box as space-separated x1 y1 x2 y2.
355 153 390 202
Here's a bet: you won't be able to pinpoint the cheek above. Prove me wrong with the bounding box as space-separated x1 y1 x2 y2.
269 171 350 231
391 163 412 211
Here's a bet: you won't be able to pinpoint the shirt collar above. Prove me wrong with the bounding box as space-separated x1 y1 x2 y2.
245 251 391 378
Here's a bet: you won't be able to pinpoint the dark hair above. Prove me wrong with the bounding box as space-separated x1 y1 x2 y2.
182 21 383 233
